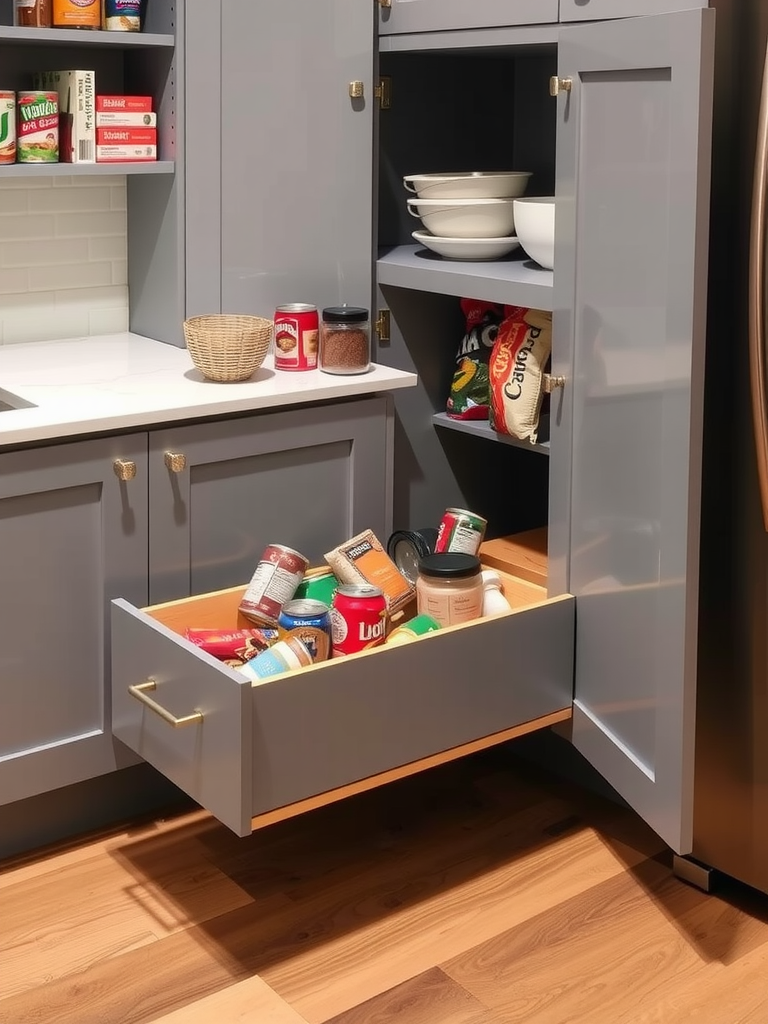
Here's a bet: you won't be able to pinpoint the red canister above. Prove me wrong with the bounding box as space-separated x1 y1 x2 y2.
274 303 319 371
330 584 387 657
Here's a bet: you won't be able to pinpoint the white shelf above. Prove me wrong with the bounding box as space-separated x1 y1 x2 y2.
377 245 554 310
0 26 174 47
433 412 550 455
0 161 174 177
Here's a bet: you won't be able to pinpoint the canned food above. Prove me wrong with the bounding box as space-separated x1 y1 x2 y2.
0 92 15 165
274 303 320 372
238 543 310 627
239 636 314 682
17 92 58 163
278 599 332 662
434 508 488 555
385 614 441 646
52 0 99 28
331 584 387 657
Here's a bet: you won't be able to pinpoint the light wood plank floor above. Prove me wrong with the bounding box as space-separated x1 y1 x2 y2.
1 748 767 1024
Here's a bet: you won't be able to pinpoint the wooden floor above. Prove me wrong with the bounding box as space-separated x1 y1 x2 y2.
1 748 767 1024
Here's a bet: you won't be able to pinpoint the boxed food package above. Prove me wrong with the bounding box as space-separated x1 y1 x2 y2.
95 110 157 127
96 95 153 113
32 70 95 163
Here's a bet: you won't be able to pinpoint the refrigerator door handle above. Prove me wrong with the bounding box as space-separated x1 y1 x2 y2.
749 41 768 532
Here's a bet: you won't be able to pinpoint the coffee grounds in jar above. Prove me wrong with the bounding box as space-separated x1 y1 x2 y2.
321 328 368 371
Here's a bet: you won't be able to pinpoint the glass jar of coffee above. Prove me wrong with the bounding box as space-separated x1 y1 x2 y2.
319 306 371 375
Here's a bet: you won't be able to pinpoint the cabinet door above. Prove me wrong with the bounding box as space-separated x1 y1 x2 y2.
148 399 394 603
212 0 373 317
560 0 708 22
0 436 148 805
556 10 714 852
379 0 558 35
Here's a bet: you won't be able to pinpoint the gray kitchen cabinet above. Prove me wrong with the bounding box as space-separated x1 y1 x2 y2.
0 435 148 807
559 0 708 22
110 3 715 854
378 0 558 36
147 398 395 605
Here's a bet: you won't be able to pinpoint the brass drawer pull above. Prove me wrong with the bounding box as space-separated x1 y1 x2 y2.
128 680 203 728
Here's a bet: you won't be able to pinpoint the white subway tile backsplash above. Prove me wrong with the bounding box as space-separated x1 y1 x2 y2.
0 179 128 345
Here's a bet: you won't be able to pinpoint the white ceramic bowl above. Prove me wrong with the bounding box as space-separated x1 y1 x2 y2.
412 231 520 261
513 196 555 269
403 171 532 200
406 198 517 239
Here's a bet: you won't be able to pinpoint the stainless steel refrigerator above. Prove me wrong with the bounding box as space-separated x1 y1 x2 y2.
683 0 768 896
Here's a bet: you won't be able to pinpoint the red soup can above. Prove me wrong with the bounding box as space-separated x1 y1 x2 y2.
434 507 488 555
274 303 319 371
330 584 387 657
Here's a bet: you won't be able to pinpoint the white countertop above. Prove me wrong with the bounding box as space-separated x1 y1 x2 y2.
0 333 418 447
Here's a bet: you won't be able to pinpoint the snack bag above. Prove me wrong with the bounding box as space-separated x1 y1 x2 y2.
489 308 553 444
447 300 523 421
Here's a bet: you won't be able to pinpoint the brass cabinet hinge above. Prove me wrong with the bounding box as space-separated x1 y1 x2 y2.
542 373 566 394
375 309 391 344
375 76 392 110
378 0 392 8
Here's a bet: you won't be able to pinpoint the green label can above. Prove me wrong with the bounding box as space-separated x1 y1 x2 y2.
385 614 442 646
0 92 15 165
434 507 488 556
17 91 58 163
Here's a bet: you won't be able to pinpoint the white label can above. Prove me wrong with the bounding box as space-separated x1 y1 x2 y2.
0 92 15 165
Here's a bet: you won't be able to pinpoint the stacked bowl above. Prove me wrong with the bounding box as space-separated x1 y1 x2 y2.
405 171 531 261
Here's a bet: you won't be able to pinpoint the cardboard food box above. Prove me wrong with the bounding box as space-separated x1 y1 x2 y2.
32 70 95 163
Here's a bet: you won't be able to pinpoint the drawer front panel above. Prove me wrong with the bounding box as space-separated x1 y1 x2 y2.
559 0 707 21
112 599 253 836
248 595 575 815
379 0 558 35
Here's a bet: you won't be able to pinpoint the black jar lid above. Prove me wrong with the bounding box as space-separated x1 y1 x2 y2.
322 305 369 323
418 553 482 579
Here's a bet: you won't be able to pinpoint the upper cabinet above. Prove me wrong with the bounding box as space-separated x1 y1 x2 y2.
559 0 708 22
557 9 715 853
378 0 558 36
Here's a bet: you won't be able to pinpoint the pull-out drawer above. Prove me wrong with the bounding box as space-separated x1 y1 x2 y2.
112 574 575 836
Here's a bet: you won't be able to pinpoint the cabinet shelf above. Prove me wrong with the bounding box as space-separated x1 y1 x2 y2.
433 412 550 454
0 26 174 47
377 245 554 310
0 161 174 177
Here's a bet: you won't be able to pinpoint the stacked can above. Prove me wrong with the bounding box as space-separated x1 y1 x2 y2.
434 508 487 556
330 584 387 656
273 304 319 371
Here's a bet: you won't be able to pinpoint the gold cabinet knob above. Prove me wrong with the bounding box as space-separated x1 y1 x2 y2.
113 459 137 482
164 452 187 473
550 76 573 97
543 374 566 394
378 0 392 7
349 80 364 99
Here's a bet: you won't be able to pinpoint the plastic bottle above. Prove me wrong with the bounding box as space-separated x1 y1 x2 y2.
481 569 513 616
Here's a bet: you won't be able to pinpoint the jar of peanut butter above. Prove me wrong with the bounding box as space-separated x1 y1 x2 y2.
416 553 483 627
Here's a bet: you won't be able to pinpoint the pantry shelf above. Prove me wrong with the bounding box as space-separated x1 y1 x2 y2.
433 412 550 455
0 162 174 177
377 245 554 311
0 26 174 47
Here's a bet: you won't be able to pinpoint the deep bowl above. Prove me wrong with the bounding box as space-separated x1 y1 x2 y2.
406 197 517 239
403 171 532 200
513 197 555 269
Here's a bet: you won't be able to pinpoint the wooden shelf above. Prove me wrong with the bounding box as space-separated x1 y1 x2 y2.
0 162 174 177
377 244 554 310
0 26 174 47
433 412 550 454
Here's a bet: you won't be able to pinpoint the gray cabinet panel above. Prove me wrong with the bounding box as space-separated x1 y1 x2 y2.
560 0 707 22
219 0 373 316
557 10 714 853
0 436 148 805
148 398 394 604
112 589 574 837
379 0 558 35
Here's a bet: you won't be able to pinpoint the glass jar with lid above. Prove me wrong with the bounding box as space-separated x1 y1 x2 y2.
319 306 371 375
416 553 483 627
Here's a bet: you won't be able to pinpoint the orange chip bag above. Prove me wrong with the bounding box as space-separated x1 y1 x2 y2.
324 529 414 614
489 308 552 444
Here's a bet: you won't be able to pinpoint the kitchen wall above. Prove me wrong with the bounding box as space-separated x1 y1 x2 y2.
0 176 129 345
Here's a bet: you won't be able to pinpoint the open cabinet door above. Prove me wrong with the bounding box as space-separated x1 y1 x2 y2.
555 9 715 853
213 0 374 315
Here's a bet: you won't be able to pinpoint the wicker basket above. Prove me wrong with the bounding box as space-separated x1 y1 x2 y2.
183 314 273 382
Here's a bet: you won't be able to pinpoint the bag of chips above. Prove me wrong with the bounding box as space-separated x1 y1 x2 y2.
447 300 523 421
489 308 553 444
